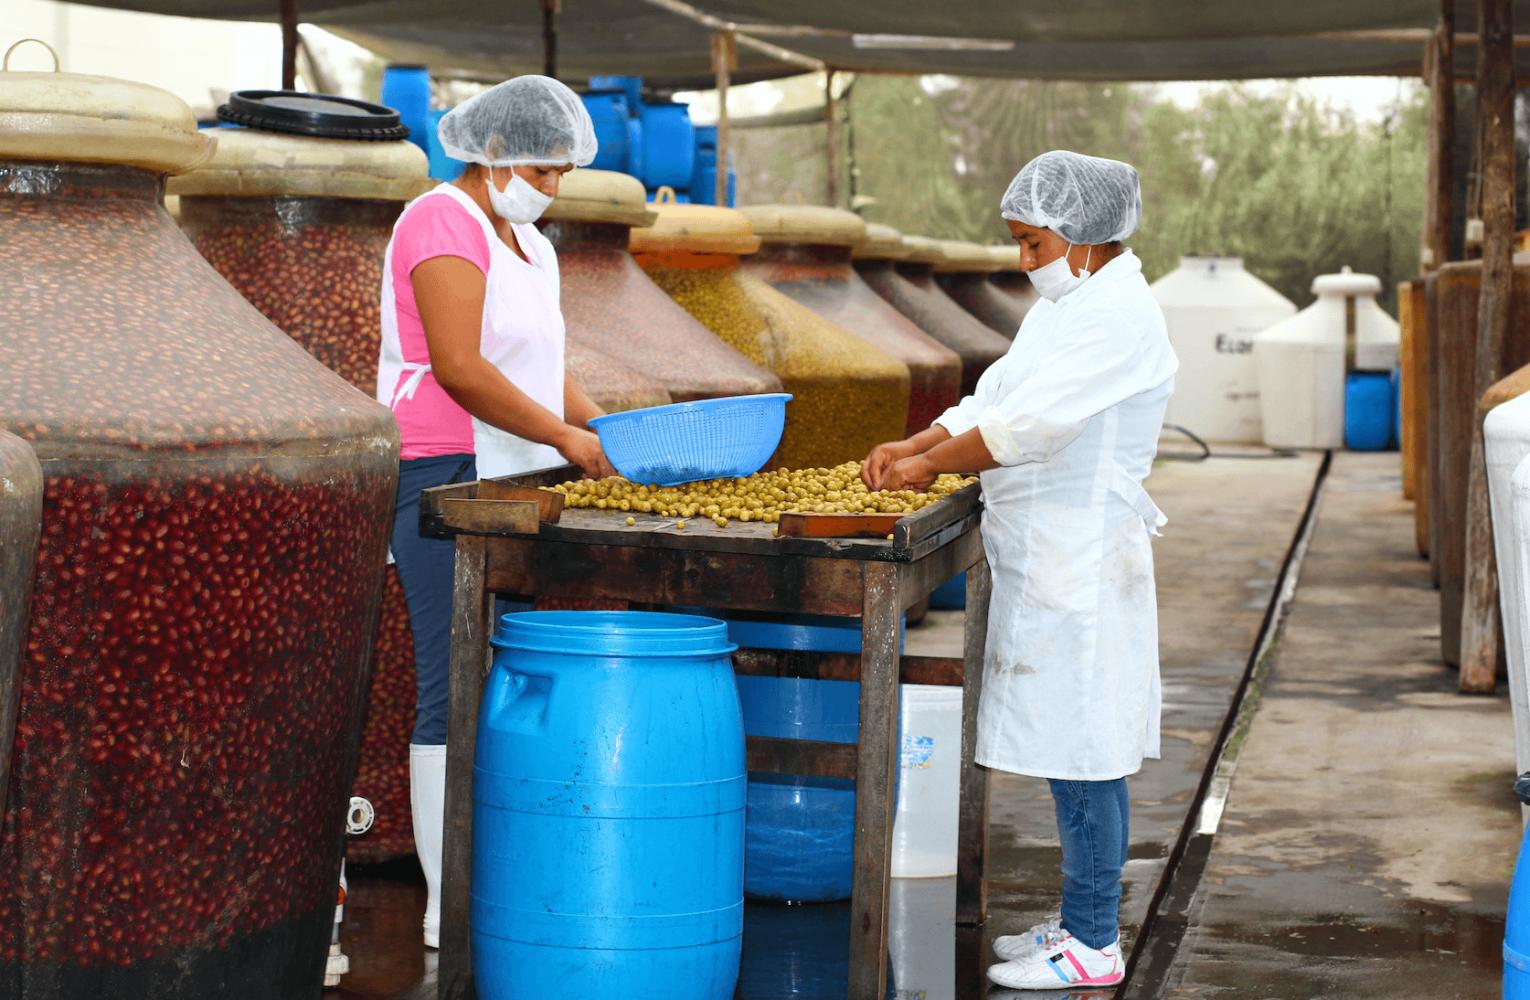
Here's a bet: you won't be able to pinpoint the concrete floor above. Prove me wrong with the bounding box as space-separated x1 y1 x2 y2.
328 450 1520 999
1149 452 1516 999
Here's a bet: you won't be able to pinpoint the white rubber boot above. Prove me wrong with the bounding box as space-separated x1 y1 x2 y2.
410 743 447 949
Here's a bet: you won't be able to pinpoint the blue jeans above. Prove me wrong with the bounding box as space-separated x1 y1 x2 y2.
392 454 477 746
1048 777 1129 951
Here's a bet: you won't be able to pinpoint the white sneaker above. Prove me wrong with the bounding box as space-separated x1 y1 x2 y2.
993 914 1062 961
987 930 1124 990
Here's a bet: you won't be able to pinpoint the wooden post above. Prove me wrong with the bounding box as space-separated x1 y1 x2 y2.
279 0 299 90
711 31 735 207
846 561 902 1000
1424 0 1455 273
438 535 495 1000
1460 0 1514 694
955 557 991 926
540 0 559 80
825 69 839 207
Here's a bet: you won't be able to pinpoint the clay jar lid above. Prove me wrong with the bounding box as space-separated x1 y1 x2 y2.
852 223 912 261
168 127 431 201
739 205 867 249
629 189 761 256
0 41 213 175
934 240 1002 274
900 235 948 267
543 168 657 228
986 245 1023 272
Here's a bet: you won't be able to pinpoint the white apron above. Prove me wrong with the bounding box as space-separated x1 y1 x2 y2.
933 251 1178 781
376 182 566 479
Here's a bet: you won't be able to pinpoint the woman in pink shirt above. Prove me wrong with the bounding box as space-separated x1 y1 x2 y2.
375 75 613 948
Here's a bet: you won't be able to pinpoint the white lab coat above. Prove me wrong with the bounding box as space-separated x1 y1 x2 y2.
935 250 1177 781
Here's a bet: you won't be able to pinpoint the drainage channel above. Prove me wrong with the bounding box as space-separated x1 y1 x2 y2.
1119 450 1334 998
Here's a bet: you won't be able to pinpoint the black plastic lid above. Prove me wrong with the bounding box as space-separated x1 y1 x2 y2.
217 90 410 141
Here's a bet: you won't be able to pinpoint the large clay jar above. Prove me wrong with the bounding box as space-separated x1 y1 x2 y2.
541 170 779 402
985 245 1041 320
739 212 961 438
1427 260 1530 668
171 127 432 864
630 198 909 468
858 235 1012 397
0 65 398 997
934 240 1033 339
0 432 42 826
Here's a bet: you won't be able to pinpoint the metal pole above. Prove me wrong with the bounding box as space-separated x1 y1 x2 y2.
1424 0 1455 272
279 0 299 90
541 0 560 79
712 31 735 207
825 69 839 207
1460 0 1514 693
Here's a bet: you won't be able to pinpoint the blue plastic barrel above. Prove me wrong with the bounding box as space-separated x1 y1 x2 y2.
640 102 696 188
930 572 967 610
474 611 745 999
590 75 644 112
1345 372 1394 452
738 675 859 902
426 109 464 182
380 64 431 154
1506 774 1530 998
582 91 630 173
625 117 645 180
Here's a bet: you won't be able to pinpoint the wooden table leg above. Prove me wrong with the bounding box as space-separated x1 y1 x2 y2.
439 535 495 1000
847 561 903 1000
957 556 991 927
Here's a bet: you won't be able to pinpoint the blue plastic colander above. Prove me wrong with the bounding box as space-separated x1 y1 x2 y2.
588 393 792 486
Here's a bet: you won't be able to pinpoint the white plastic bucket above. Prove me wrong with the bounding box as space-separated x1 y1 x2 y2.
891 684 962 878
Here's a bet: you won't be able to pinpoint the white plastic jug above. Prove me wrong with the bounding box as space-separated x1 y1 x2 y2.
891 684 962 878
1489 391 1530 785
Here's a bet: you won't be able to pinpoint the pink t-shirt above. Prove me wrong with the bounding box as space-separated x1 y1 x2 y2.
388 195 492 460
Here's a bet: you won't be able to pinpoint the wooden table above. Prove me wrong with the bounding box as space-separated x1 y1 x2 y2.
423 467 992 1000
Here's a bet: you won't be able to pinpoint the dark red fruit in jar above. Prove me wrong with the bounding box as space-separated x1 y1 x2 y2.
0 432 42 825
0 69 397 999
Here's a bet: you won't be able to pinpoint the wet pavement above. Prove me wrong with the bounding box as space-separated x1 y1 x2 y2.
1147 452 1516 998
332 449 1522 1000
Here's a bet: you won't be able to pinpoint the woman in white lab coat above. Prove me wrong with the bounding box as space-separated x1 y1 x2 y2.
863 150 1177 991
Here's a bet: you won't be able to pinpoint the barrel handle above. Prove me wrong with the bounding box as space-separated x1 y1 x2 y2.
484 665 553 734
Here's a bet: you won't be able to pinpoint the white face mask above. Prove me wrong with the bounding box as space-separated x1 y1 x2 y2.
1028 243 1092 302
486 166 554 224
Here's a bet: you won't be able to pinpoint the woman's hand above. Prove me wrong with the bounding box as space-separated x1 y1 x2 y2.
557 427 616 480
862 440 916 490
880 455 937 493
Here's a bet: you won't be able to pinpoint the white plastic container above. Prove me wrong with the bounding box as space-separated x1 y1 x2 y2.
1486 392 1530 789
891 684 962 878
1152 256 1297 443
888 877 955 1000
1254 267 1402 450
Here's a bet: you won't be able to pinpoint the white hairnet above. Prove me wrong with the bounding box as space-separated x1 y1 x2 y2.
437 75 597 168
1000 150 1141 244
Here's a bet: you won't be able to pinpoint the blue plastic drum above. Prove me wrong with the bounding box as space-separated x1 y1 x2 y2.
582 91 630 173
380 64 431 155
640 102 696 188
1344 372 1395 452
1506 775 1530 998
473 612 745 999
